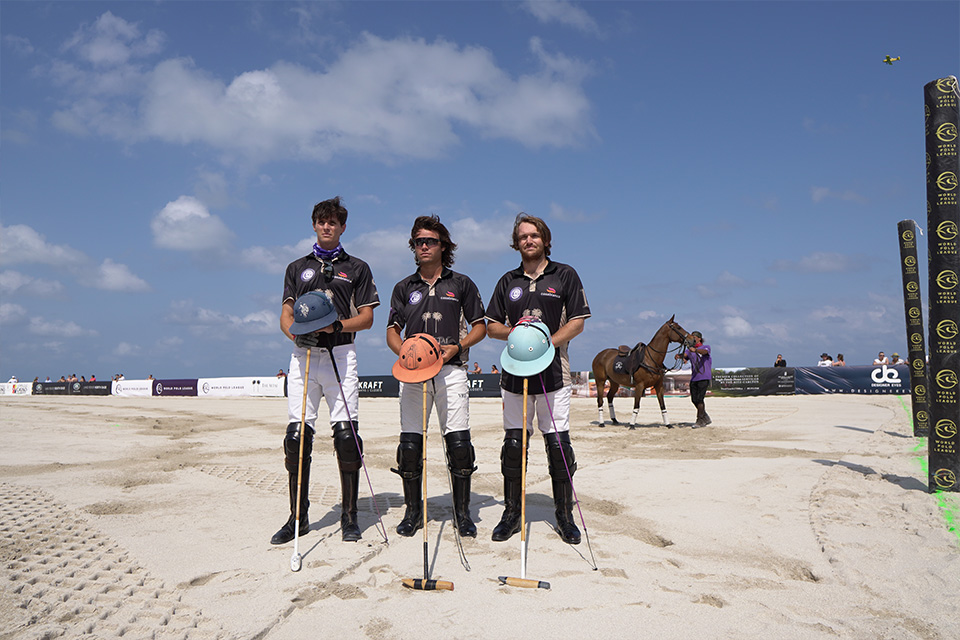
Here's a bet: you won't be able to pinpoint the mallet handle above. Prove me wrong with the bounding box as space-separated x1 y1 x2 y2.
402 578 454 591
498 576 550 590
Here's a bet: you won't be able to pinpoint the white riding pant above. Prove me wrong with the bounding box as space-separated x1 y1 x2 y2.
501 385 571 435
399 364 470 435
286 344 359 429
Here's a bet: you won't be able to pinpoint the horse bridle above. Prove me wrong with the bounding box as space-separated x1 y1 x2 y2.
640 321 691 373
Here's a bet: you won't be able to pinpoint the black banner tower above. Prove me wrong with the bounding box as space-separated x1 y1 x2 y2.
897 219 930 436
924 76 960 493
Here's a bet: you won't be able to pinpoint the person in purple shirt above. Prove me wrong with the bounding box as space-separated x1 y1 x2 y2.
677 331 712 428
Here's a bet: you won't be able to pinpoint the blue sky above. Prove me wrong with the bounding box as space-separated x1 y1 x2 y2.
1 1 957 381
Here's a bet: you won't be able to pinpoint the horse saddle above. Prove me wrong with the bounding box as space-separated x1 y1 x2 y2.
613 343 645 376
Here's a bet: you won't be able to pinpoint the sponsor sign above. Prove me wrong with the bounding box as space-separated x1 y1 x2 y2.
711 368 795 396
0 382 33 396
152 379 198 397
113 380 154 397
197 377 286 397
467 374 502 398
795 365 910 395
898 219 930 436
32 382 69 395
358 376 400 398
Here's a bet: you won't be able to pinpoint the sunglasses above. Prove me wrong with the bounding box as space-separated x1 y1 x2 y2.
414 237 440 248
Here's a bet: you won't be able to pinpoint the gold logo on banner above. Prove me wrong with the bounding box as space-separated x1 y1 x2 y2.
911 332 923 346
936 369 958 390
935 419 958 440
912 358 925 373
933 469 957 490
909 306 921 319
918 410 930 424
937 171 958 192
938 122 959 142
936 270 958 290
937 77 959 94
937 319 959 340
902 229 915 242
915 383 926 398
937 220 959 241
904 255 917 267
907 281 919 293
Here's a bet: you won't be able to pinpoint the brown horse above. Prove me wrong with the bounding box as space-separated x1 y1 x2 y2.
591 316 692 428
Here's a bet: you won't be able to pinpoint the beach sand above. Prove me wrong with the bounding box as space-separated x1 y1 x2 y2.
1 394 958 639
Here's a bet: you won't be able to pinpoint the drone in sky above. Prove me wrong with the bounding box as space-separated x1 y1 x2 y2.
883 55 901 65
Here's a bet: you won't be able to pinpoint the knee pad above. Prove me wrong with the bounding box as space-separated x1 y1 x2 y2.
283 422 314 472
332 421 363 472
544 431 576 480
393 432 423 479
500 429 526 479
444 431 476 478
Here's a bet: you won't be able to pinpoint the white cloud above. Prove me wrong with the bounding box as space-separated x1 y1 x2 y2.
61 11 165 67
165 301 275 335
4 34 35 55
113 342 141 356
449 217 514 262
548 202 602 222
28 317 98 338
345 227 415 281
770 251 868 273
810 186 867 204
521 1 601 35
47 26 594 164
0 224 87 265
0 270 65 296
151 195 234 250
241 238 313 274
94 259 151 292
721 315 753 338
0 303 27 324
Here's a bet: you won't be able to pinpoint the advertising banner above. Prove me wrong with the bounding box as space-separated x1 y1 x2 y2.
197 377 286 397
0 382 33 396
72 381 112 395
711 368 795 396
897 219 930 436
467 374 502 398
795 365 910 395
358 376 400 398
152 379 198 396
112 379 153 397
925 76 960 492
32 381 69 395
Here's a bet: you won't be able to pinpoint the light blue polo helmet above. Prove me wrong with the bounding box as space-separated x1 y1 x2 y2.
500 319 555 377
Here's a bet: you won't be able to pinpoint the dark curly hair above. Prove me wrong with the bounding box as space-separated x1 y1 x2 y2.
312 196 348 226
409 215 457 268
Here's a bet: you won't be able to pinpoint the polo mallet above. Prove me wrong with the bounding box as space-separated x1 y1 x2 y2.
394 335 453 592
290 348 311 572
539 373 598 572
326 345 388 543
496 319 556 590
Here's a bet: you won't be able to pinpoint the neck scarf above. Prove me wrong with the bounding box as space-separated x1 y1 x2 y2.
313 243 343 260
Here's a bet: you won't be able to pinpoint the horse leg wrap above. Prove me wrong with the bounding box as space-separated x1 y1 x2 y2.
332 421 363 472
597 405 605 427
661 409 670 426
607 401 618 424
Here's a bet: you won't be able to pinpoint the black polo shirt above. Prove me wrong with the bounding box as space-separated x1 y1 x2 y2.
486 260 590 394
387 268 485 367
283 250 379 345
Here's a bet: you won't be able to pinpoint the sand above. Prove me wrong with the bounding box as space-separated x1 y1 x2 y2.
1 393 958 640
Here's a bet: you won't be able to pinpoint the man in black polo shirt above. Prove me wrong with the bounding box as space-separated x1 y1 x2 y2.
272 196 379 545
387 215 486 538
486 213 590 545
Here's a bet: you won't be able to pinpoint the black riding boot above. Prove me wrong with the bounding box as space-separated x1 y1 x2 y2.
452 476 477 537
271 422 313 545
444 431 477 538
551 477 581 545
491 476 522 541
393 432 423 537
545 431 580 545
340 470 361 542
397 476 423 537
492 429 525 542
332 421 364 542
694 403 711 428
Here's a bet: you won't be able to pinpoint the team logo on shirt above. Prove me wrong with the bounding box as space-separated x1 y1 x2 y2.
334 271 352 283
442 291 459 302
509 286 523 301
300 268 316 282
540 286 561 299
409 291 423 305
